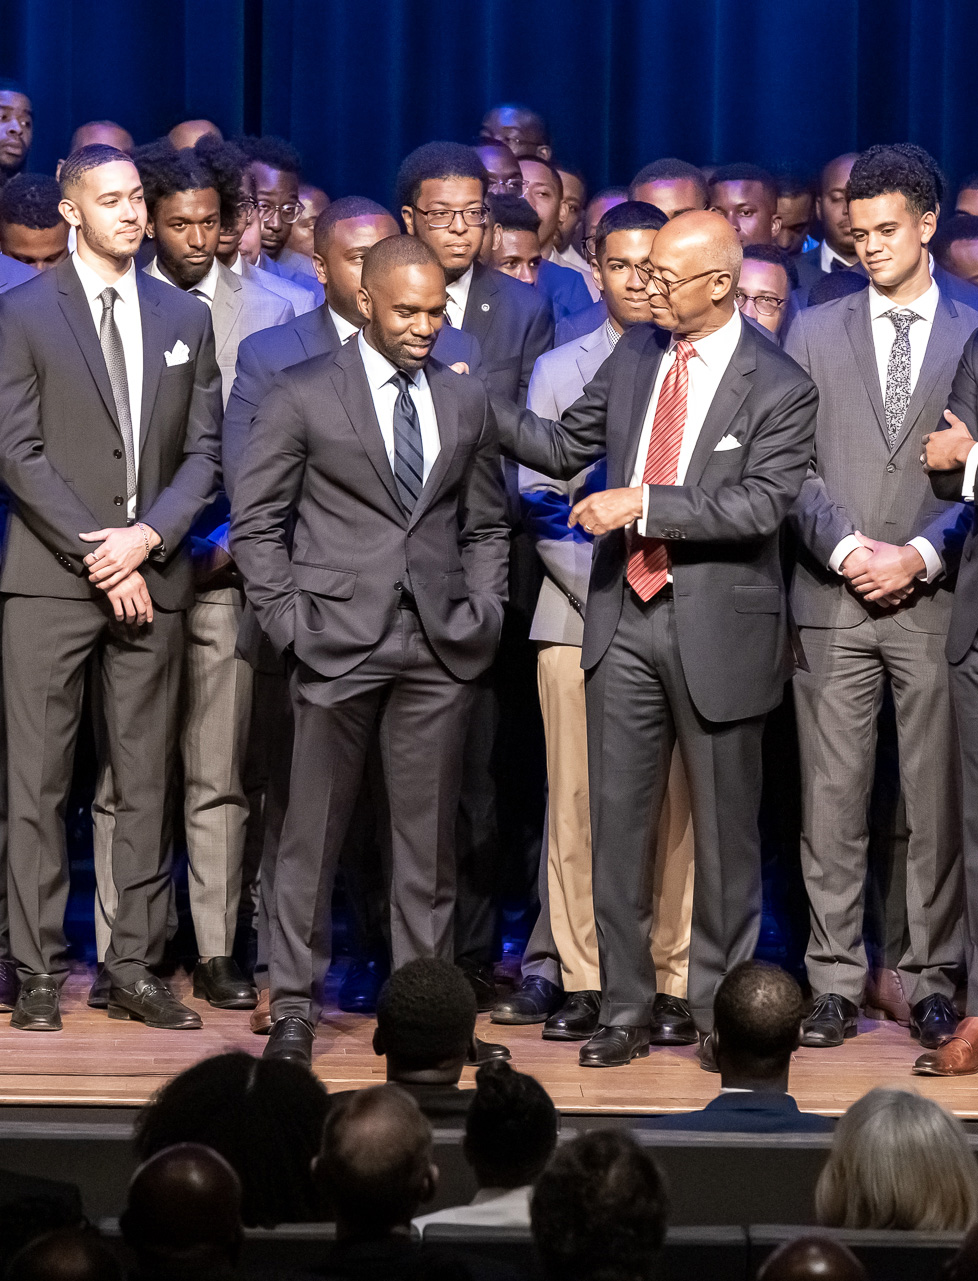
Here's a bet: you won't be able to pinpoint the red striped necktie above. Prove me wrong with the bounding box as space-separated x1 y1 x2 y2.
626 338 695 601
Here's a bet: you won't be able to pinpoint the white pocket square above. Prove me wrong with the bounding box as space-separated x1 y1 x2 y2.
714 434 742 451
164 340 191 367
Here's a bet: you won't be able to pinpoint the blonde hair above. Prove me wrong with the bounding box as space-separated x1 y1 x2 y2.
816 1088 978 1231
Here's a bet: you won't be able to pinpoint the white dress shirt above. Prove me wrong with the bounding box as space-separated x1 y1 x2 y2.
357 331 440 484
147 256 219 309
412 1185 532 1234
329 305 359 344
820 240 858 273
227 252 243 275
828 276 942 581
72 251 143 520
445 264 474 329
961 442 978 503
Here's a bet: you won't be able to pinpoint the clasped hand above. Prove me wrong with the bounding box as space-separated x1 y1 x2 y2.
79 525 160 625
841 531 923 606
569 486 644 536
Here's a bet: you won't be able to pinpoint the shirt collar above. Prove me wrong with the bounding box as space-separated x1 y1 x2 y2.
672 307 742 369
605 318 622 349
147 255 220 302
357 329 424 391
227 253 243 276
72 250 139 307
445 264 474 306
329 305 360 344
868 273 940 324
820 240 857 273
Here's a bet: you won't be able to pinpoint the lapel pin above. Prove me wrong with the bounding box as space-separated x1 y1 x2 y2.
481 303 490 312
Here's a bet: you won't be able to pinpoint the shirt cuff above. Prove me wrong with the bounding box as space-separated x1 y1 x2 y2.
829 534 862 575
641 485 650 531
907 537 943 583
963 442 978 503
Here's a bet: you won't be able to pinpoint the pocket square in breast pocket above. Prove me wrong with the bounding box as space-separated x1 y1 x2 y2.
714 434 742 451
164 340 191 367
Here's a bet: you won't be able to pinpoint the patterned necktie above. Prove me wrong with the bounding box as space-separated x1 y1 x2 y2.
390 370 424 511
626 339 696 601
98 287 137 502
883 309 921 447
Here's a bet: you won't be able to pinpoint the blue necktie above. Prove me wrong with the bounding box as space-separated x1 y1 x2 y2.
390 370 424 511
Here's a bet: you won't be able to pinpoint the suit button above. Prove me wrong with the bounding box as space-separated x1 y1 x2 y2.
114 496 124 505
394 581 403 592
113 449 123 459
886 464 896 473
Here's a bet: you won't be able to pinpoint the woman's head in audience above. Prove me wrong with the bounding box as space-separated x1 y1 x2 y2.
134 1051 331 1228
464 1060 558 1189
816 1088 978 1231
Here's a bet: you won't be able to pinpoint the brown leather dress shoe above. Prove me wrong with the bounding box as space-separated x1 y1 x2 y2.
913 1016 978 1076
250 988 272 1035
863 967 912 1026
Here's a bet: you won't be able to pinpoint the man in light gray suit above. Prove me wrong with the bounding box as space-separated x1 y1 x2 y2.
786 145 976 1052
92 138 293 1013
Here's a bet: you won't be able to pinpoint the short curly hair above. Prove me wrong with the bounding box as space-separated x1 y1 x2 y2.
133 135 246 230
531 1130 669 1281
846 144 940 218
375 958 476 1067
395 141 488 213
465 1060 558 1187
0 173 62 229
233 134 302 177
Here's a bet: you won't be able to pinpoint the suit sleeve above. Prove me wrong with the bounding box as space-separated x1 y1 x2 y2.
140 312 223 555
222 334 269 504
517 296 555 407
930 337 978 503
229 375 305 655
457 388 510 627
0 298 104 573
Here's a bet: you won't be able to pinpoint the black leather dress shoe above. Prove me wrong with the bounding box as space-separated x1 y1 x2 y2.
909 993 959 1050
338 959 388 1015
491 976 562 1025
800 993 859 1048
580 1024 650 1068
193 957 257 1010
543 990 601 1041
108 977 202 1029
698 1031 719 1073
649 994 698 1046
466 1036 511 1064
0 960 19 1013
263 1016 316 1065
10 974 61 1031
87 964 111 1009
460 963 497 1012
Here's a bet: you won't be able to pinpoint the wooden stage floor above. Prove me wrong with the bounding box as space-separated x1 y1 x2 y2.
1 965 978 1118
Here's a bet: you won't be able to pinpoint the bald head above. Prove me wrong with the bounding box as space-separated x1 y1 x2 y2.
361 233 440 290
480 104 550 160
69 121 133 154
758 1237 867 1281
168 120 222 150
647 210 741 337
6 1229 123 1281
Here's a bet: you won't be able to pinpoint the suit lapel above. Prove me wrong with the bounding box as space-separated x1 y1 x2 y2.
576 324 613 386
55 260 120 430
618 327 668 487
891 292 958 454
211 266 241 366
844 291 889 445
331 341 404 516
682 325 756 487
137 274 168 439
298 305 340 360
409 362 460 528
461 262 499 344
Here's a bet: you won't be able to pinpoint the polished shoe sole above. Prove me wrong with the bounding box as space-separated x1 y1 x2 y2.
251 1014 272 1035
107 1003 202 1029
542 1024 598 1041
10 1016 61 1031
580 1044 650 1068
649 1028 698 1047
799 1024 857 1048
87 994 109 1010
491 1008 554 1025
191 982 258 1011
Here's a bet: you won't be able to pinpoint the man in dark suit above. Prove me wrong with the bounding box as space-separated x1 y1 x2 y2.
786 145 975 1053
793 154 860 301
493 210 817 1067
640 962 834 1133
0 144 222 1032
230 236 509 1065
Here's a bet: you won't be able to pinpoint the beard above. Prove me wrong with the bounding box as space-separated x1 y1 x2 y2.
78 211 143 261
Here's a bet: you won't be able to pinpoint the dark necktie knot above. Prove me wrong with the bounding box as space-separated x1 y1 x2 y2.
391 370 415 395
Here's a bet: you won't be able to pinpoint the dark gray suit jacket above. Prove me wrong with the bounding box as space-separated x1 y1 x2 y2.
786 285 977 635
636 1090 834 1133
230 340 510 683
0 258 223 610
493 318 818 723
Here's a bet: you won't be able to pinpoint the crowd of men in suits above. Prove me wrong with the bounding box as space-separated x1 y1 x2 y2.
3 80 978 1078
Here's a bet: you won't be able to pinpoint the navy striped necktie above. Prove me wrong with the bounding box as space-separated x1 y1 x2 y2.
390 370 424 510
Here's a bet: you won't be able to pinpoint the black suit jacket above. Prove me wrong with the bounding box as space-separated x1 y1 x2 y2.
0 259 222 610
493 318 818 722
230 340 509 682
636 1091 835 1133
462 262 553 407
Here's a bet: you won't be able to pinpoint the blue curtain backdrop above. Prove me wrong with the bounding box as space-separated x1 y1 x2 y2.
3 0 978 202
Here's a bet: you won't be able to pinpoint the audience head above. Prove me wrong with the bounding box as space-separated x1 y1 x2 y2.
314 1084 436 1239
217 163 258 265
955 172 978 217
629 158 708 220
807 270 867 306
932 212 978 286
398 141 489 283
532 1130 669 1281
737 245 797 337
359 235 446 372
519 157 565 253
712 960 804 1084
0 174 69 271
235 134 303 260
480 103 551 160
68 121 134 157
464 1060 558 1190
374 957 478 1083
709 163 781 246
590 199 666 329
168 119 222 150
775 175 815 255
134 1050 330 1228
312 195 398 323
645 209 741 337
816 1087 978 1230
475 141 524 196
0 80 32 182
757 1236 867 1281
583 186 629 257
846 143 937 296
288 182 330 258
6 1228 123 1281
817 152 859 260
488 193 542 284
555 164 586 250
59 145 147 267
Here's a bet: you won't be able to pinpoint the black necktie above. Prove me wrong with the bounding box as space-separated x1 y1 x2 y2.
98 287 137 502
390 370 424 511
830 258 849 273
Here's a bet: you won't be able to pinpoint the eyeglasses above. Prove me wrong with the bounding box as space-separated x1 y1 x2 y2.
634 264 720 294
256 199 303 225
734 289 786 316
412 204 489 229
235 197 258 224
488 177 529 197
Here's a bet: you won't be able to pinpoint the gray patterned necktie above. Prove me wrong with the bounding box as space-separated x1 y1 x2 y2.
390 370 424 511
883 308 922 447
98 287 137 501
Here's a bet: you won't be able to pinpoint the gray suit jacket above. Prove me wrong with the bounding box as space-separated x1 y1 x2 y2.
0 258 222 609
494 317 818 723
521 322 613 645
230 340 510 683
786 285 976 634
0 252 34 293
241 256 317 316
